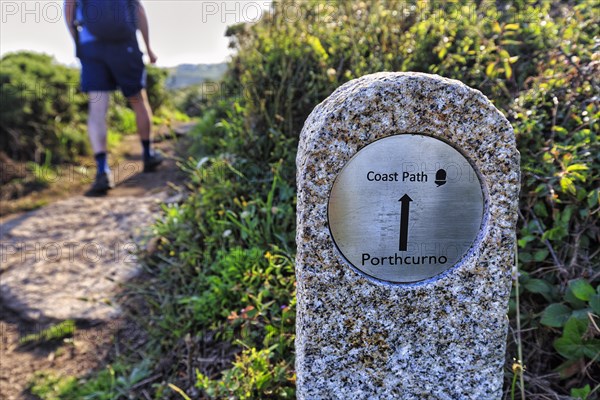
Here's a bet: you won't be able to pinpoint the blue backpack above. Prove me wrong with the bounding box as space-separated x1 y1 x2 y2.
80 0 137 42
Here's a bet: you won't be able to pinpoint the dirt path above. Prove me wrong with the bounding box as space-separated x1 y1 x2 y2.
0 125 194 399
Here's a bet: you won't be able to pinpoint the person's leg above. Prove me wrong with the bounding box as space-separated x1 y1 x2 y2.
128 89 152 142
88 91 110 153
88 91 111 176
84 91 114 195
128 89 163 171
79 41 117 194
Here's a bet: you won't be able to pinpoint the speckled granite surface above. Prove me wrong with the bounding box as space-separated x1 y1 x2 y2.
295 72 520 399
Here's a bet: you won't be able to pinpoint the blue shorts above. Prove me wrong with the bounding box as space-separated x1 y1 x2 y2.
79 39 146 98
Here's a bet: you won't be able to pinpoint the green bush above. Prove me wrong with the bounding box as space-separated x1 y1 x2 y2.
173 83 215 117
510 15 599 391
138 1 598 398
146 65 169 111
195 1 598 397
0 52 88 163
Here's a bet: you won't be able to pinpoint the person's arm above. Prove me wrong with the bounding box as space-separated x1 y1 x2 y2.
136 1 157 64
64 0 77 40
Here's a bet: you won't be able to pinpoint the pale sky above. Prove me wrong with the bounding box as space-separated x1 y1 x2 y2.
1 0 272 67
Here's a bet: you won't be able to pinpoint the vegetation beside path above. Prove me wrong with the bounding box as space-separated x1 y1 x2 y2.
23 1 599 399
0 52 188 214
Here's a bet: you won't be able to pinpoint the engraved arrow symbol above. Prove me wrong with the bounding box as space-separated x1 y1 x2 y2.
399 194 413 251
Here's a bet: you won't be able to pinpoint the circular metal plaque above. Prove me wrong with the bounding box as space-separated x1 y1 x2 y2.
328 134 485 283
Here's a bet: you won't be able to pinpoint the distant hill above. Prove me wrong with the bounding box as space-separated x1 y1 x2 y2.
165 63 228 90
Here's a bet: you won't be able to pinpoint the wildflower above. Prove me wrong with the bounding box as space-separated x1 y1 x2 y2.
512 359 524 373
265 251 273 261
511 266 520 281
223 229 232 238
326 68 337 80
241 211 250 219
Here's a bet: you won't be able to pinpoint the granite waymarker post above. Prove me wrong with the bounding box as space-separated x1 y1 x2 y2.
296 72 520 399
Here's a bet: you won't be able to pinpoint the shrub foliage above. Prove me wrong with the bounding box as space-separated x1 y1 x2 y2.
132 1 599 398
146 1 599 398
0 52 88 163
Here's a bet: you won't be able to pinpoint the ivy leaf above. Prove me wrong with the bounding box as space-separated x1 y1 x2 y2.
524 279 553 301
540 303 572 327
565 287 588 308
563 317 587 338
554 317 600 360
571 385 591 400
542 225 568 241
569 279 595 301
524 278 551 293
517 235 535 248
533 249 549 262
561 206 575 224
571 309 591 320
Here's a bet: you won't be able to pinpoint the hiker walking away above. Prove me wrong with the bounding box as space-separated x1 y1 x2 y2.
65 0 163 195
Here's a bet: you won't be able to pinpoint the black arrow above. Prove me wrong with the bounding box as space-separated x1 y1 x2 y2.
398 194 413 251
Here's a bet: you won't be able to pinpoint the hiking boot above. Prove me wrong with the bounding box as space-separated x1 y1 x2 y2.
143 150 164 172
85 172 114 196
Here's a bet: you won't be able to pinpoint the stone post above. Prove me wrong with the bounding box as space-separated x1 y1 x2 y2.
295 72 520 399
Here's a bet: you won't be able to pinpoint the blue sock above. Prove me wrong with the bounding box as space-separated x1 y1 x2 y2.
94 152 109 177
141 139 152 160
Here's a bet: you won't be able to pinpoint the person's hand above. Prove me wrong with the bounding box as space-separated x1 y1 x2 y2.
147 49 158 64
